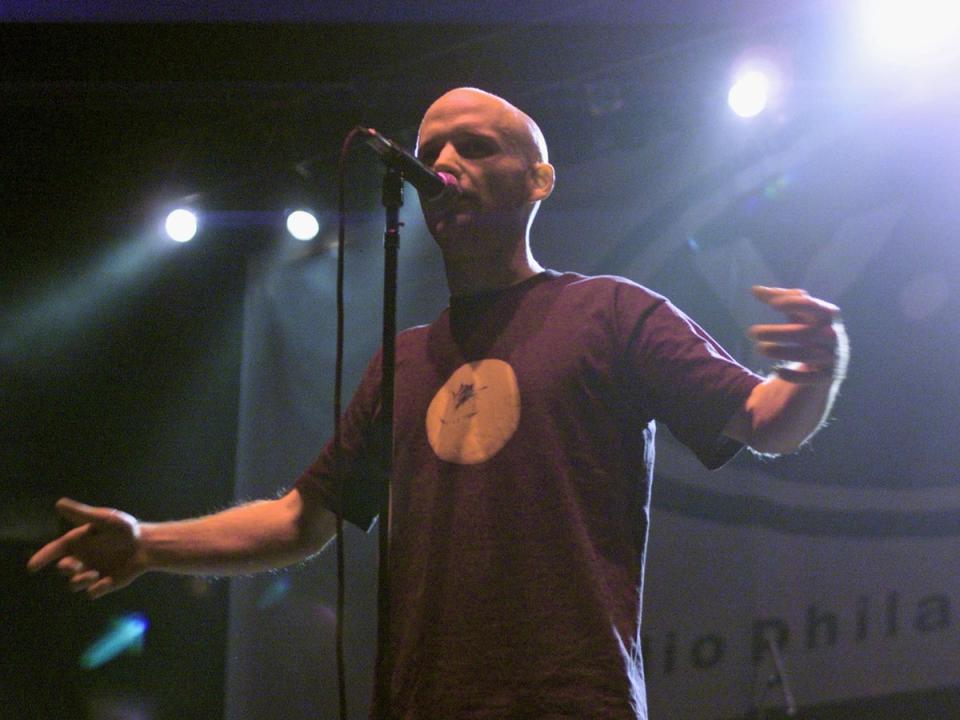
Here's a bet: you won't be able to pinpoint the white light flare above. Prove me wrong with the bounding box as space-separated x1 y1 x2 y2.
285 209 320 241
164 208 198 243
728 69 772 119
858 0 960 66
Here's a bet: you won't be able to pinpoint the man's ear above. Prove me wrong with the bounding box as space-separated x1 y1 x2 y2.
528 162 555 202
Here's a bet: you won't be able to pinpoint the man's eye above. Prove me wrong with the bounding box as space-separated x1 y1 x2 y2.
457 139 495 158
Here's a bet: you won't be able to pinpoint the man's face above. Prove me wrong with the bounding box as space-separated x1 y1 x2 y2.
416 90 538 243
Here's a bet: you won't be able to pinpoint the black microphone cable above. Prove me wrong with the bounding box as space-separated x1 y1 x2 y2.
333 124 367 720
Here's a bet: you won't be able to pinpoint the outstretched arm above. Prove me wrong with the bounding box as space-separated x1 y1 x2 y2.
723 286 849 455
27 488 337 599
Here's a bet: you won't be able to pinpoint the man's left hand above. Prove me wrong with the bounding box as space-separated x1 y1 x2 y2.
748 286 849 384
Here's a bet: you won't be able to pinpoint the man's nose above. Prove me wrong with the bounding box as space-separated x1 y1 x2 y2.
432 142 460 173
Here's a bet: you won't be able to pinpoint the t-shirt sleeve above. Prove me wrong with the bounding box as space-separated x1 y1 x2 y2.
617 285 763 469
295 351 385 532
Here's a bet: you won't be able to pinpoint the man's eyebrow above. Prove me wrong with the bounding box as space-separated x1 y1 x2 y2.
419 127 502 152
453 127 501 143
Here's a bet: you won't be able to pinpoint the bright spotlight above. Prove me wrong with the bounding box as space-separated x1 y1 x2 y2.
858 0 960 65
286 209 320 241
728 70 771 118
164 208 198 243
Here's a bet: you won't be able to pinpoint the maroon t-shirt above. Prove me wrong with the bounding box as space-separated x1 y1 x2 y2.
298 271 762 719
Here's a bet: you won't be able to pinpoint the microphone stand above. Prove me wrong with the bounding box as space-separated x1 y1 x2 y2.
374 166 402 720
755 628 798 719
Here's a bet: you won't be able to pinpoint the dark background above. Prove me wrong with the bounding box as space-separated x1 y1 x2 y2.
3 6 959 719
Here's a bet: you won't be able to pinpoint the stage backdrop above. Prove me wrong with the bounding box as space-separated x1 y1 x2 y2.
642 436 960 718
226 108 960 719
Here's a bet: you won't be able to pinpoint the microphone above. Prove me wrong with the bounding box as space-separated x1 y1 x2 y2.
359 126 460 206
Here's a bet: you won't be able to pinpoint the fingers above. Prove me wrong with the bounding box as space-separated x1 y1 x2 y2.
29 497 140 600
69 569 101 593
27 498 98 572
28 498 109 572
50 554 106 596
748 322 836 345
749 321 838 366
53 554 117 599
57 556 85 575
754 341 837 366
770 365 836 384
749 286 846 381
68 567 118 600
27 523 92 572
751 286 840 325
88 576 118 600
55 497 111 527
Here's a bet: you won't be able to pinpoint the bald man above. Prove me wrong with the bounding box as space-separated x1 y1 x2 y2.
415 87 553 295
29 88 847 719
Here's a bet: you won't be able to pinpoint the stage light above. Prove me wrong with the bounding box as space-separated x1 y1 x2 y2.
164 208 198 243
858 0 960 65
285 209 320 241
80 613 149 670
728 69 771 119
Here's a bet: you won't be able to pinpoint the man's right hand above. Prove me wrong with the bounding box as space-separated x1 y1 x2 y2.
27 498 147 599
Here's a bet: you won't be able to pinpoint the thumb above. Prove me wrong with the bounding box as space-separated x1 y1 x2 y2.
55 497 110 527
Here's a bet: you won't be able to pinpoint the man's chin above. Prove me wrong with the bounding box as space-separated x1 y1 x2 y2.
427 208 518 247
428 212 475 242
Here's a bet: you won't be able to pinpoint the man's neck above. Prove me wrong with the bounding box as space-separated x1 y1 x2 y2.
443 241 544 297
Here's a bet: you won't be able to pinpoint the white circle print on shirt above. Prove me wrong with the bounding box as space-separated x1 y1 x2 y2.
425 359 521 465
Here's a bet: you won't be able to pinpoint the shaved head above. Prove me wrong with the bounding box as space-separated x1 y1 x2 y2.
418 87 548 165
414 86 556 292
